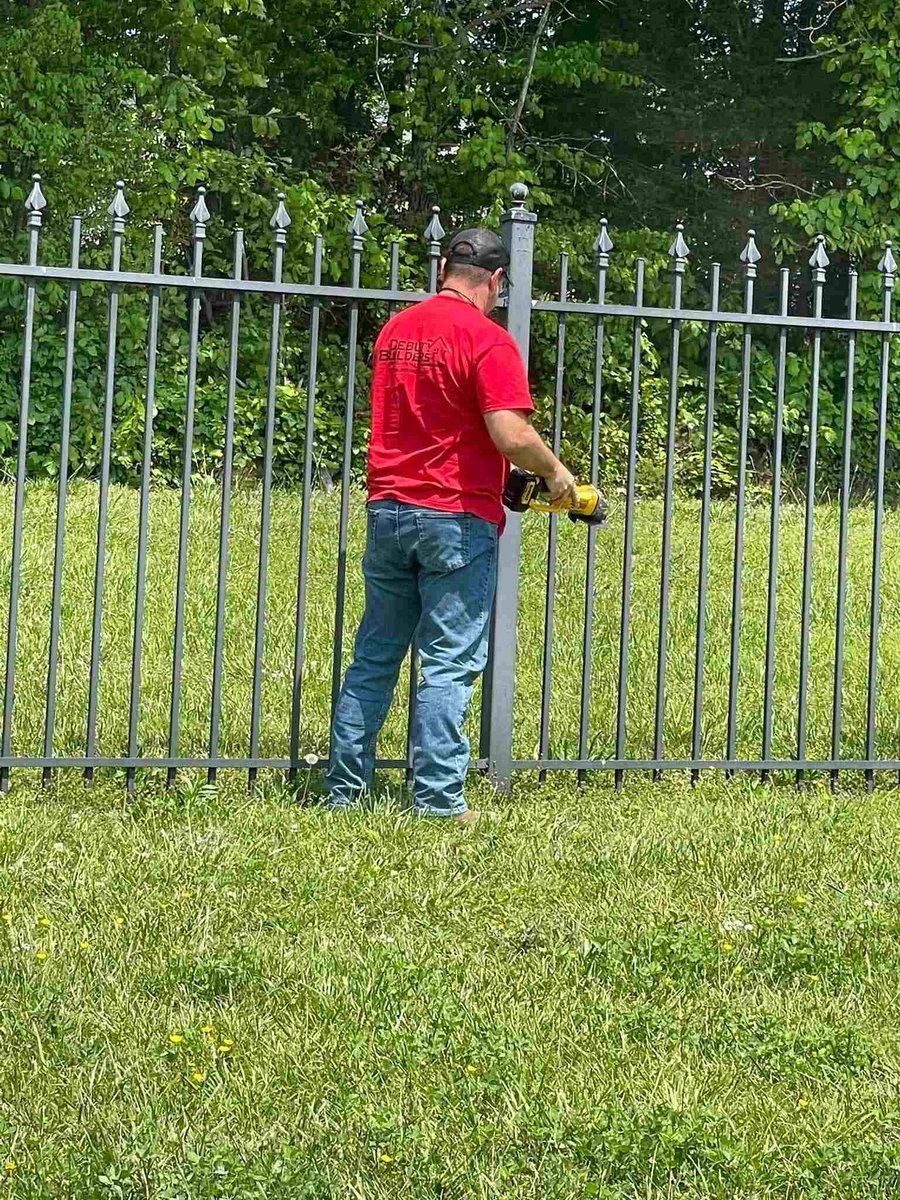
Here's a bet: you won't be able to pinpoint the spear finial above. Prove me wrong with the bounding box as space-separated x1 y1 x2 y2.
107 180 130 239
348 199 369 244
594 217 614 265
189 186 210 230
740 229 761 279
424 205 445 247
270 191 291 246
25 173 47 216
809 233 829 284
668 222 690 274
878 238 896 288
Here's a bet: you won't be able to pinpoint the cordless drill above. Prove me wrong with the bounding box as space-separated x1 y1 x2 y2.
502 468 609 527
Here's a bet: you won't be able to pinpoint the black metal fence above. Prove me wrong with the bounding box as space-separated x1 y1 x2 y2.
1 174 899 791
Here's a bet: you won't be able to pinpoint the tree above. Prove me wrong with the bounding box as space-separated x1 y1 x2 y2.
540 1 841 269
775 0 900 257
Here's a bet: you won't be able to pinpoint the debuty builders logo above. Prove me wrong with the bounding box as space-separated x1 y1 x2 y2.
377 336 450 366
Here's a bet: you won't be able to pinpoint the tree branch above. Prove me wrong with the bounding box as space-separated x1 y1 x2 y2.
777 37 860 63
713 172 820 198
803 0 852 41
506 0 552 159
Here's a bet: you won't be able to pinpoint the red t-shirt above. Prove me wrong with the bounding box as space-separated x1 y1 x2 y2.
367 293 534 525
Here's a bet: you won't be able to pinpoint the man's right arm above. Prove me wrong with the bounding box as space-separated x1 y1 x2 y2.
483 409 577 505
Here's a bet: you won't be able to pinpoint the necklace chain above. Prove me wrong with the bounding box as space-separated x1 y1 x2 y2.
438 286 479 309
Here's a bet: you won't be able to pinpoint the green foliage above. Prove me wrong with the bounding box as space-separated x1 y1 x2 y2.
0 0 627 486
0 0 894 493
775 1 900 256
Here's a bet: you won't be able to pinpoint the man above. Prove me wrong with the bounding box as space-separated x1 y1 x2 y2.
324 227 577 823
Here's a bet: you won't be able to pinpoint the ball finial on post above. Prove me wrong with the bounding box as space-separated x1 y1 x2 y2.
509 182 529 208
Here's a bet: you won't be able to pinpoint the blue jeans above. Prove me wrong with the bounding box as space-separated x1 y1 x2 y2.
325 501 498 817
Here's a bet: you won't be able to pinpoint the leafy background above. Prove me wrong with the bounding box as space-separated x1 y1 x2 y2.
0 0 896 495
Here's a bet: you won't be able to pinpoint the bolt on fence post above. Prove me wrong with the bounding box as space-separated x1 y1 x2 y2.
479 182 536 792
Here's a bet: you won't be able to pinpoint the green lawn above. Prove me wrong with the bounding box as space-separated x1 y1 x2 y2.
2 486 900 1197
1 482 900 768
3 774 900 1197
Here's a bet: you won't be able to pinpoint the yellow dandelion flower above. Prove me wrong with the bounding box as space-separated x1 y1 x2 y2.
113 916 124 927
378 1153 393 1164
791 894 809 907
465 1065 478 1074
216 1041 233 1054
1 911 11 922
38 916 51 928
190 1071 206 1083
4 1159 16 1172
773 835 783 846
79 940 90 950
200 1024 213 1035
721 942 734 953
797 1097 809 1109
35 950 48 962
169 1033 184 1045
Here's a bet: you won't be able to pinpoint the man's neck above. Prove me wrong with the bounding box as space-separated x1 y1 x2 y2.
439 284 487 314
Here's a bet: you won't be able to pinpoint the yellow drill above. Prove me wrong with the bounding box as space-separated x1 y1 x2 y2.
502 468 609 526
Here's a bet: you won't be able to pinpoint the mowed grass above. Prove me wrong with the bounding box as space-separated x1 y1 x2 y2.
4 775 900 1197
2 486 900 1196
1 482 900 767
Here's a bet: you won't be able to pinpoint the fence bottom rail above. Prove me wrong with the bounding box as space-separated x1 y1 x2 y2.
0 755 894 780
0 755 490 773
513 758 900 774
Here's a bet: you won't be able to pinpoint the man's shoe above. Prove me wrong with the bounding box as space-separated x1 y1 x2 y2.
454 809 481 825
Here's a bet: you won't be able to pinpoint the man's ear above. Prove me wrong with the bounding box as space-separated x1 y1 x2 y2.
491 268 505 291
438 257 447 285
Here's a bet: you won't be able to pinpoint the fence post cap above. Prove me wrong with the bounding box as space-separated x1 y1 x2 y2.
503 183 537 225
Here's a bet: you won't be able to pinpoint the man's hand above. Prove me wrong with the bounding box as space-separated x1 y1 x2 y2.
544 463 578 507
484 410 579 507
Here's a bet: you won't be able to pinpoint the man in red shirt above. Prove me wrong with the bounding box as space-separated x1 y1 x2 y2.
324 228 576 823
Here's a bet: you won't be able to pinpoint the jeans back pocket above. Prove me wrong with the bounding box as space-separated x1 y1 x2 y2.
414 511 470 573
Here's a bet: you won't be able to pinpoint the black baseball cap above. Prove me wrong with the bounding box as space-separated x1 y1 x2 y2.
445 228 510 275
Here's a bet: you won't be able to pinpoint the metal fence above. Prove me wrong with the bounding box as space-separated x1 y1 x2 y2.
0 174 899 790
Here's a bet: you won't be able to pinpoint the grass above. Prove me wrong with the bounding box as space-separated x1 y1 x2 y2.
4 774 900 1197
1 482 900 767
2 485 900 1196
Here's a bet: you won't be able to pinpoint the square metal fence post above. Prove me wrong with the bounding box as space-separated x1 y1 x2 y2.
480 183 537 791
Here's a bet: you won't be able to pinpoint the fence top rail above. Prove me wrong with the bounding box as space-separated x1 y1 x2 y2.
6 260 900 333
0 261 431 304
534 297 900 334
